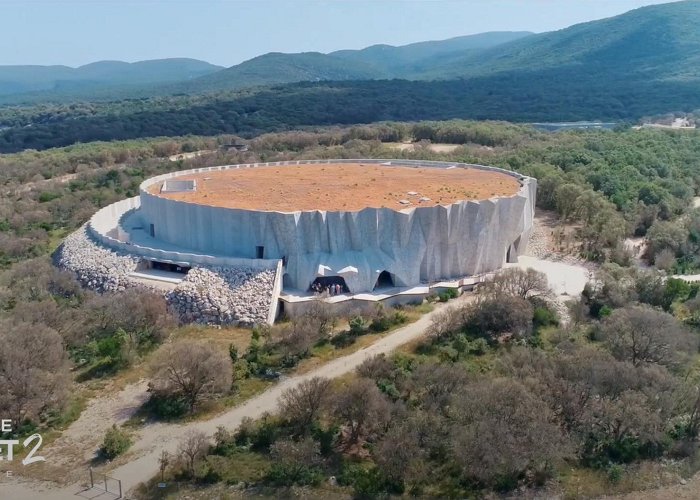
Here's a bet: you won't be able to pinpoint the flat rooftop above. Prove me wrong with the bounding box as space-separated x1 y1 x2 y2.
149 162 521 212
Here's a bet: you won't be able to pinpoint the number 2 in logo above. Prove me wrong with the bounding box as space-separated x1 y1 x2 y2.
22 434 45 466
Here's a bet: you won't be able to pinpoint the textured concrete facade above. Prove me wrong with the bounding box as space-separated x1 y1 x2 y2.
136 160 536 293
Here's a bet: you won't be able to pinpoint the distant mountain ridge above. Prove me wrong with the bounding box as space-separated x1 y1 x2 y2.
0 58 223 96
183 31 533 93
410 0 700 81
0 31 534 101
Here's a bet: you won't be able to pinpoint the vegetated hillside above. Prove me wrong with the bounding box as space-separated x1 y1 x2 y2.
187 52 386 92
0 32 531 104
184 31 533 93
0 58 222 96
415 0 700 80
3 69 700 153
330 31 533 76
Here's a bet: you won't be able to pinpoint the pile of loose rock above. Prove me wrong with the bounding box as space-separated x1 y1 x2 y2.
167 266 276 326
55 225 277 326
53 225 140 292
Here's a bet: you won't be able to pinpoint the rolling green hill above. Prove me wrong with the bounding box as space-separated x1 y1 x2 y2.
413 0 700 81
0 32 533 102
330 31 533 76
186 52 386 93
184 31 532 93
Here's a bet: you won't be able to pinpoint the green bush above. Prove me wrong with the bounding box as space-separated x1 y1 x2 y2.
370 315 392 332
533 306 559 329
598 305 613 318
392 310 408 325
100 425 132 459
438 288 459 302
38 191 62 203
145 394 189 420
340 464 390 499
468 338 489 355
349 315 367 336
267 462 323 487
607 464 623 484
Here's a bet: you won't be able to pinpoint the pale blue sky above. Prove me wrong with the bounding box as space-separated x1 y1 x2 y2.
0 0 678 67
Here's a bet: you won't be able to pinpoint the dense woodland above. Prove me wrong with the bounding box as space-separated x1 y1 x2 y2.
1 121 700 497
155 266 700 498
2 72 700 153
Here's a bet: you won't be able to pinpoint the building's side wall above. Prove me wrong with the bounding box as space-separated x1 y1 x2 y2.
138 160 536 293
87 197 278 272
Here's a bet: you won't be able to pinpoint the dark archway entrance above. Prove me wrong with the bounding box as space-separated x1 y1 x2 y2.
309 276 349 294
373 270 394 290
149 260 190 274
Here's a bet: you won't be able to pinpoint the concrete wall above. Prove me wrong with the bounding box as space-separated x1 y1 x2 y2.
280 293 427 319
87 197 278 271
267 259 284 323
137 159 536 293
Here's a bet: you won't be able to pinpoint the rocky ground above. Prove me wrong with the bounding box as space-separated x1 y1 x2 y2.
55 225 276 325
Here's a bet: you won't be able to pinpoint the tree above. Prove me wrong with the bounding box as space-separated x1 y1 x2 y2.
410 363 469 414
554 183 583 220
150 341 232 412
478 267 551 301
500 345 680 463
449 378 571 488
274 303 337 359
278 377 331 434
177 430 209 478
600 305 697 367
77 288 175 348
372 421 428 489
330 378 391 445
467 295 534 339
426 305 464 342
268 437 323 486
0 321 71 428
646 220 687 261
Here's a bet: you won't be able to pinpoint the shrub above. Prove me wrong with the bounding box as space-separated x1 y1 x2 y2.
340 464 390 498
100 425 132 459
392 310 408 325
145 393 189 420
348 315 367 336
468 338 489 355
267 438 324 486
438 288 459 302
533 306 559 329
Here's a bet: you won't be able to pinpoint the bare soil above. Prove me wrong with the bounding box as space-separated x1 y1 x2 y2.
150 163 520 212
385 142 463 153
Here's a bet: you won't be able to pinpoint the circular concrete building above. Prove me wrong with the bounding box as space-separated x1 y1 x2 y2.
59 159 535 324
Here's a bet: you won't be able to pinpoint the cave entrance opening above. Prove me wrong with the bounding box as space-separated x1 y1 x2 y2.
309 276 349 294
373 270 395 290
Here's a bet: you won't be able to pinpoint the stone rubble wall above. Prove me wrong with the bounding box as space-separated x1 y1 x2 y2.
166 266 276 326
54 225 141 293
54 225 276 325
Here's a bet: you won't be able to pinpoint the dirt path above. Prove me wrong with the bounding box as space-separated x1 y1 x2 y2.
44 380 150 483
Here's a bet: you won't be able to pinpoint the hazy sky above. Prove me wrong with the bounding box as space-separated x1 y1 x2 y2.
0 0 679 67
